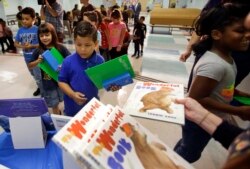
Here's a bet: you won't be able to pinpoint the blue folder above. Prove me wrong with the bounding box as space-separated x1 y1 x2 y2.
102 72 133 91
42 50 60 72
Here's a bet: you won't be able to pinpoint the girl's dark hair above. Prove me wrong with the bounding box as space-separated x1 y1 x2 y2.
38 23 59 49
21 7 36 19
187 3 249 90
94 10 103 27
193 3 249 58
111 9 121 19
74 21 97 42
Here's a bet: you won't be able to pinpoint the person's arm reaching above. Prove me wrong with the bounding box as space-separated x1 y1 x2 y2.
179 31 200 62
44 0 61 17
175 97 244 149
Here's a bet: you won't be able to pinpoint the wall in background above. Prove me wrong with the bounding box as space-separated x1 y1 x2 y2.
149 0 207 9
186 0 207 9
3 0 80 16
2 0 208 16
0 1 7 20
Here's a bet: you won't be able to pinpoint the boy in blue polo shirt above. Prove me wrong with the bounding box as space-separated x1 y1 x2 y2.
58 21 104 117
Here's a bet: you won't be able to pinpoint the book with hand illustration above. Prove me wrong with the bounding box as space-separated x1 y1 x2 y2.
123 82 185 125
74 106 194 169
85 54 135 90
38 47 64 81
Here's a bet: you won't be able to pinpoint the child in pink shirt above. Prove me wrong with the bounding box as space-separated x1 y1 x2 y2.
108 9 126 60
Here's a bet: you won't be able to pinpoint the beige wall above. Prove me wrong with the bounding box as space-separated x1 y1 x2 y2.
140 0 148 12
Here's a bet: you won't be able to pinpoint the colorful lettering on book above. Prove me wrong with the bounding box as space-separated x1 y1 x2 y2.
93 110 124 153
61 101 101 142
107 138 132 169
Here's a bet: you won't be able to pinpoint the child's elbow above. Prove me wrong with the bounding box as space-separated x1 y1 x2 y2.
27 63 33 69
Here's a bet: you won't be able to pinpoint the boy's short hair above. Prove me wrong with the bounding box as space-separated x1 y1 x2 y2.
74 21 97 42
83 11 98 23
21 7 36 19
140 16 145 21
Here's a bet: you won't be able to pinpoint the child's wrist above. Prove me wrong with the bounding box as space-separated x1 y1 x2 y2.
198 111 210 125
69 91 75 99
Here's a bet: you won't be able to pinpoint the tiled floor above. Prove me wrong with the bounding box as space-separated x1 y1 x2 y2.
0 14 234 169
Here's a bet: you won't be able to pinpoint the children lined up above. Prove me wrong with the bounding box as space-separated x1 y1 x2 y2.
3 4 133 115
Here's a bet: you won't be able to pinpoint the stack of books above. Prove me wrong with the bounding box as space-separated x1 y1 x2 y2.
52 97 193 169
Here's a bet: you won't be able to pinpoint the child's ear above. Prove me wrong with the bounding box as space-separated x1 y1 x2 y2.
95 40 98 47
211 29 222 40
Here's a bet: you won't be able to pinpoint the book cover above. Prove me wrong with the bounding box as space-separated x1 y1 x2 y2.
38 47 64 81
85 54 135 89
102 72 133 91
42 50 60 72
234 96 250 105
81 107 194 169
52 98 112 155
123 82 185 125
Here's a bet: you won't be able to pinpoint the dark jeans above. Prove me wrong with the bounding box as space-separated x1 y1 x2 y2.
6 36 16 51
99 47 110 61
174 119 211 163
133 40 140 56
57 32 64 43
0 37 9 52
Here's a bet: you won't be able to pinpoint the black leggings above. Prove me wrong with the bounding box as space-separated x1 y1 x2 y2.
109 47 124 60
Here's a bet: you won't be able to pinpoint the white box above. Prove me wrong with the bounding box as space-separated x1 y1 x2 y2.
9 116 47 149
62 150 81 169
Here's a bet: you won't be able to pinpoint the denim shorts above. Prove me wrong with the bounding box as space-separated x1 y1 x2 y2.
43 87 63 108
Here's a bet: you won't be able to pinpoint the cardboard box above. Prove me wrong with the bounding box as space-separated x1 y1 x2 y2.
9 116 47 149
62 150 81 169
0 98 49 149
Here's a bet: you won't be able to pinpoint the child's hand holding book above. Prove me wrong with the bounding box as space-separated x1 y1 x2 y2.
72 92 87 105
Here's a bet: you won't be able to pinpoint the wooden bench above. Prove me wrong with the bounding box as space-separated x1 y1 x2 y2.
150 8 201 33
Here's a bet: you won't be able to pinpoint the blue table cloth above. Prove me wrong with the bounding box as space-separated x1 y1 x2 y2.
0 131 63 169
